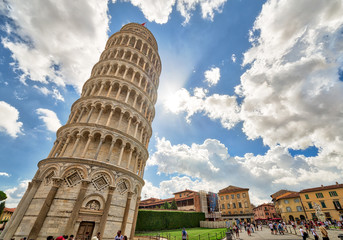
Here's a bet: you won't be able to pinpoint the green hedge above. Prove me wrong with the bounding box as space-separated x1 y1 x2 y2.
136 210 205 231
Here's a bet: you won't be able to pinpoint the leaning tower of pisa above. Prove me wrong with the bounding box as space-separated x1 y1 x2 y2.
0 23 161 240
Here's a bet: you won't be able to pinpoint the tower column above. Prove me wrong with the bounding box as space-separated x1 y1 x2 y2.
98 186 116 237
28 178 63 240
81 135 93 158
106 139 116 162
70 134 81 157
64 180 91 235
129 196 141 240
76 107 85 122
121 192 134 235
106 109 114 126
86 105 95 123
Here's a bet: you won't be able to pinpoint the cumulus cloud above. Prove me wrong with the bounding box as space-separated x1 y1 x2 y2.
33 85 64 102
147 137 342 204
0 101 23 138
1 0 109 93
0 172 10 177
204 67 220 86
5 180 30 208
36 108 62 132
164 87 240 129
127 0 227 24
236 0 343 162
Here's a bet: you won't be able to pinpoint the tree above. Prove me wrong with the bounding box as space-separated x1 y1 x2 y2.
0 191 7 216
163 201 170 209
170 199 177 210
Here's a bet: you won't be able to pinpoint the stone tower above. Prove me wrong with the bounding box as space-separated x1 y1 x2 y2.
0 23 161 240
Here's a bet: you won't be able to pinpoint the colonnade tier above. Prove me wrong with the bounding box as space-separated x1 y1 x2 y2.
68 97 153 136
82 66 156 107
87 52 157 104
49 125 148 176
98 44 159 88
105 24 161 76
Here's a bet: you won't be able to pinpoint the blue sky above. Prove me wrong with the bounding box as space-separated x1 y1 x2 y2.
0 0 343 207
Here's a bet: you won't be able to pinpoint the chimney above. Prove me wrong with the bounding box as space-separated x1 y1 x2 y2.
321 185 324 187
336 182 339 185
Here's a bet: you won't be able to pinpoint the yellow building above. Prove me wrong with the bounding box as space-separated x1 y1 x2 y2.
299 183 343 221
218 185 253 222
0 208 15 222
274 192 306 222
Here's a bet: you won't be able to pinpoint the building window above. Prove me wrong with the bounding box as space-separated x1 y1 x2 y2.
242 193 246 198
237 193 240 199
324 212 331 218
286 207 292 212
311 213 317 219
333 200 342 210
233 203 236 209
240 211 243 214
228 211 231 214
284 200 289 204
296 206 303 212
226 195 229 199
315 193 324 198
222 204 225 209
320 201 327 208
227 203 230 209
329 191 338 197
221 196 224 200
294 198 300 203
231 194 235 199
180 194 182 197
266 212 269 215
244 202 248 208
238 202 242 208
308 202 313 209
305 194 309 199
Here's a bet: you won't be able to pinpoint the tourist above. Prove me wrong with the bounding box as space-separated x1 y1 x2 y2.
233 224 239 239
47 236 54 240
269 222 273 234
56 237 65 240
310 225 319 240
92 232 101 240
68 235 75 240
273 222 277 235
319 224 329 240
278 222 284 235
181 228 188 240
123 236 128 240
115 230 123 240
299 226 308 240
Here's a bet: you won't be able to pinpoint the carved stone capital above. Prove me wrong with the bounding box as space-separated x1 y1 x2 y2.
52 177 63 187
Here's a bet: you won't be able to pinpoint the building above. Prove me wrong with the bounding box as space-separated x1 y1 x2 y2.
0 208 16 230
0 23 161 240
273 192 306 222
253 203 278 222
139 189 221 220
218 185 254 222
140 189 201 211
0 208 15 223
299 182 343 221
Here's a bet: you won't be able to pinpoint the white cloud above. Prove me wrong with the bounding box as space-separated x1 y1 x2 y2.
164 87 240 129
0 172 10 177
204 67 220 86
36 108 62 132
0 101 23 138
1 0 109 93
231 54 236 63
127 0 227 24
147 137 343 204
33 85 64 102
4 180 30 208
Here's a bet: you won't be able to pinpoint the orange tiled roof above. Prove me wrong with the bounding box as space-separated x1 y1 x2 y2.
218 185 249 194
300 183 343 193
270 190 291 199
173 189 197 195
3 208 16 213
276 192 299 200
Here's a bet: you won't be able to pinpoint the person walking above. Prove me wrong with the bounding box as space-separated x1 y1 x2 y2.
319 224 329 240
310 225 319 240
181 228 188 240
299 226 308 240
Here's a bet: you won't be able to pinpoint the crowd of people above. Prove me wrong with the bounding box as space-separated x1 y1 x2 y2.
226 219 340 239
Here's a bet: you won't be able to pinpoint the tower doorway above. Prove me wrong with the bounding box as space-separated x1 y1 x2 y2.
76 221 95 240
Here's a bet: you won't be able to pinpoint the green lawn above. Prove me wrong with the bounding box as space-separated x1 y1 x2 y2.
136 227 227 240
